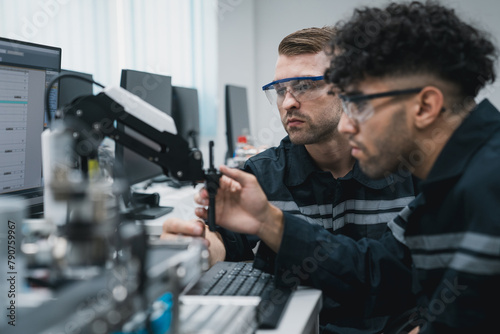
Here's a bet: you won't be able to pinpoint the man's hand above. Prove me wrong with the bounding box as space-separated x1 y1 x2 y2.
161 217 226 266
195 165 285 252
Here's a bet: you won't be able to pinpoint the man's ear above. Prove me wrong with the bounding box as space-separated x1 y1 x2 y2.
413 86 444 129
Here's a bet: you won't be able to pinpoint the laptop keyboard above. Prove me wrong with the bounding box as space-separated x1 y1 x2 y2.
188 262 292 329
201 262 274 296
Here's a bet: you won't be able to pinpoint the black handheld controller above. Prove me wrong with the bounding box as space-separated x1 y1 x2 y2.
204 141 221 232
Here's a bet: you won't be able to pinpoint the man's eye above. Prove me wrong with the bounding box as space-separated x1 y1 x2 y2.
276 87 287 96
353 101 367 114
293 82 311 93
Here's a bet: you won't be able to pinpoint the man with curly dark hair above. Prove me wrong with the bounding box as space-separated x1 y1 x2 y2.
321 1 500 332
174 1 499 333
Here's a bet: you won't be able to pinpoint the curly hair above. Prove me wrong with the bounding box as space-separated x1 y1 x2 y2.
325 1 498 99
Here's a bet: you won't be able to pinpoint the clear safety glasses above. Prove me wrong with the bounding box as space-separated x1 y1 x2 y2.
338 87 423 123
262 76 327 106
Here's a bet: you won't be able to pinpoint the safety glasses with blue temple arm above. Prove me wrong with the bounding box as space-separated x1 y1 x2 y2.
262 76 328 106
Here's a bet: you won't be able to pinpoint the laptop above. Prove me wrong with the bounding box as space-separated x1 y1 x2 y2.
180 261 294 329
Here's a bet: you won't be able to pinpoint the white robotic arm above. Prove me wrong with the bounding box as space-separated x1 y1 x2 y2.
57 84 220 231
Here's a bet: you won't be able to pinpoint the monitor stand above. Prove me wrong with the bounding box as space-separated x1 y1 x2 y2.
151 175 169 183
151 174 192 189
121 188 173 220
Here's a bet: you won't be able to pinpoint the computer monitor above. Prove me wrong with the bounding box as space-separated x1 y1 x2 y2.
115 69 176 219
0 37 61 217
225 84 251 160
116 69 173 185
172 86 200 149
57 69 93 109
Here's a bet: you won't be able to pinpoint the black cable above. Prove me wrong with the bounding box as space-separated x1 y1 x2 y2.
44 73 105 127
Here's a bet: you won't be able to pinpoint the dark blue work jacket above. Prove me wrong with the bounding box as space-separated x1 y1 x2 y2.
219 135 417 333
269 99 500 333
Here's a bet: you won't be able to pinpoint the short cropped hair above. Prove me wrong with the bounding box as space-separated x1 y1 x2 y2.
278 26 336 56
325 1 498 99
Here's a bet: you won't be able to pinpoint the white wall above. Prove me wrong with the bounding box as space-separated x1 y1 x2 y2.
218 0 500 155
216 0 256 166
252 0 369 147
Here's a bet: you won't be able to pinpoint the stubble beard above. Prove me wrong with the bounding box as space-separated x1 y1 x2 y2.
358 108 414 179
283 104 342 146
285 118 339 145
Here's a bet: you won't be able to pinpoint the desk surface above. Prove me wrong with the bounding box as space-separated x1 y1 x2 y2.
23 182 201 236
132 181 202 235
258 287 322 334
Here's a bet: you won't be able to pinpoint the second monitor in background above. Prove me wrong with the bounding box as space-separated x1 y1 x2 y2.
165 85 201 188
225 84 251 162
117 69 174 219
117 69 173 185
172 85 200 149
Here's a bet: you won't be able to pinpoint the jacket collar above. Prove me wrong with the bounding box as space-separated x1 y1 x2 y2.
283 136 393 189
422 99 500 187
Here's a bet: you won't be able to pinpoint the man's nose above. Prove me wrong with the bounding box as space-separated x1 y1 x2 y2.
338 112 358 135
281 90 300 109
